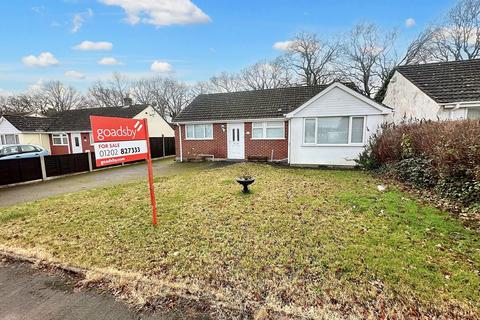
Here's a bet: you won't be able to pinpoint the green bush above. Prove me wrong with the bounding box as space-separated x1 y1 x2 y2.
392 158 437 188
356 119 480 207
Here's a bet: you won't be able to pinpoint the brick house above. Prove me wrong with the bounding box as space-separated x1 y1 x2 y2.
173 82 392 166
0 104 174 155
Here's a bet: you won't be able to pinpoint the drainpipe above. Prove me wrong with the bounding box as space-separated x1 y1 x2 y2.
287 118 291 165
177 124 183 162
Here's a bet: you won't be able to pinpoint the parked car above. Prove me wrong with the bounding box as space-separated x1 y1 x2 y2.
0 144 49 160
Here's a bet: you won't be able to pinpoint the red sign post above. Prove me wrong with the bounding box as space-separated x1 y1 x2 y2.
90 115 158 226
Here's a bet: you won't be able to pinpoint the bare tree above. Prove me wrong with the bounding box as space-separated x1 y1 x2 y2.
240 57 293 90
429 0 480 61
87 72 131 108
283 32 339 86
40 81 84 113
341 23 398 97
130 77 192 119
209 71 244 93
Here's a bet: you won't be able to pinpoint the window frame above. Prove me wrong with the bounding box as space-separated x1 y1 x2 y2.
185 124 214 140
250 121 285 140
303 116 366 146
466 107 480 120
52 133 69 146
0 134 20 145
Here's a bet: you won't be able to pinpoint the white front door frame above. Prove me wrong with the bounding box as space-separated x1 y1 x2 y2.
227 123 245 160
71 133 83 154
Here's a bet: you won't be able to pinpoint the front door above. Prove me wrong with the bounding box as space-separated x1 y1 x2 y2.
227 123 244 160
71 133 83 154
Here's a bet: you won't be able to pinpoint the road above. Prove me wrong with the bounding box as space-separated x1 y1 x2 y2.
0 259 211 320
0 158 224 207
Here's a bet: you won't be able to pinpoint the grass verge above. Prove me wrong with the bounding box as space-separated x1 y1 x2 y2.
0 163 478 319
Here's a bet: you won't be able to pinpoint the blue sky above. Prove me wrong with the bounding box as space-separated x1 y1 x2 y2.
0 0 456 94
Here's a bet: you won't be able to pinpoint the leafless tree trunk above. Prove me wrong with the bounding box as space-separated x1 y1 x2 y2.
130 77 192 119
87 72 131 108
40 81 84 113
283 32 339 86
240 57 293 90
209 71 244 93
340 23 398 97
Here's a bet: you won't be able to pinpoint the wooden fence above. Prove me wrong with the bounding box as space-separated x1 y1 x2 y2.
0 137 175 186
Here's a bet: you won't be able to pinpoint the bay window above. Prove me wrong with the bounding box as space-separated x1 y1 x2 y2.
303 116 365 145
251 121 284 139
186 124 213 139
52 133 68 146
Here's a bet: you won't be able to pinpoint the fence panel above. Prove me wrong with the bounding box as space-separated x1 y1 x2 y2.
44 153 90 177
0 158 42 185
1 138 176 186
164 137 175 156
149 137 175 158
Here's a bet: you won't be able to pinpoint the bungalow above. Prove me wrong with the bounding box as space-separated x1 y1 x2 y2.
173 82 392 166
383 59 480 122
0 104 174 155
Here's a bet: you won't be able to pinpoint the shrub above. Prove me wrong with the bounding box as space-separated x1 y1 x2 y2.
357 119 480 207
392 158 437 188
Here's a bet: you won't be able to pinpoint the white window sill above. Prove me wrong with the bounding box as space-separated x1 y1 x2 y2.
301 143 365 147
251 138 285 140
52 144 68 146
185 138 214 141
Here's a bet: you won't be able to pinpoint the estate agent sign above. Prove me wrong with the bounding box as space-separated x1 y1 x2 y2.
90 115 158 225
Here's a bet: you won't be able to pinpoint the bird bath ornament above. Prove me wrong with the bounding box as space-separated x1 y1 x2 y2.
236 174 255 193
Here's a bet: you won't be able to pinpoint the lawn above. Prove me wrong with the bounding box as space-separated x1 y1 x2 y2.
0 163 478 319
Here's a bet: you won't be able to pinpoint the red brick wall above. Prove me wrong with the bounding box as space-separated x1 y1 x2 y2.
49 133 70 155
244 121 288 161
175 123 227 159
174 121 289 161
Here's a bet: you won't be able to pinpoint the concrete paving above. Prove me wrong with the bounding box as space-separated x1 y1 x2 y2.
0 260 212 320
0 158 225 207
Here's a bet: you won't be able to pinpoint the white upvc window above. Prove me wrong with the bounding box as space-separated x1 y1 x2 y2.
303 116 365 145
0 134 19 145
185 124 213 140
52 133 69 146
467 108 480 119
251 121 285 139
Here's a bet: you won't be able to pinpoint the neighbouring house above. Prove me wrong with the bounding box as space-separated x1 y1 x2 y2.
383 59 480 122
0 104 174 155
173 82 392 166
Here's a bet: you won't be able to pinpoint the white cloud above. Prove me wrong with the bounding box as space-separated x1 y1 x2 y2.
98 57 123 65
150 60 172 73
74 41 113 51
64 70 86 79
99 0 211 27
405 18 416 28
273 40 295 51
72 8 94 33
28 80 44 93
22 52 59 67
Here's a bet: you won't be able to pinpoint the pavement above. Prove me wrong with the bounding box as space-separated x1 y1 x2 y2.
0 259 212 320
0 158 224 207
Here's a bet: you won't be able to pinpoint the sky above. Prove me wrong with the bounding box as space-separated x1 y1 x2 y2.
0 0 457 94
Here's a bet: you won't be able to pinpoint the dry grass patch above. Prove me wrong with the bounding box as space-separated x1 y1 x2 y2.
0 163 478 319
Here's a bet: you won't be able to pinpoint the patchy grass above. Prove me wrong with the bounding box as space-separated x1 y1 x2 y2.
0 163 479 319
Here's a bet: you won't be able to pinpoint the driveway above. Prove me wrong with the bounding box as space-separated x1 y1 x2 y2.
0 259 210 320
0 158 224 207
